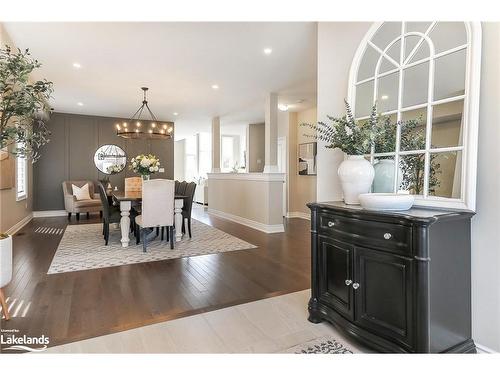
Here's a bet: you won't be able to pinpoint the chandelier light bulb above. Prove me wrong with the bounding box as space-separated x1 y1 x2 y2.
136 121 141 127
168 127 173 133
116 124 120 130
151 123 156 128
135 129 139 133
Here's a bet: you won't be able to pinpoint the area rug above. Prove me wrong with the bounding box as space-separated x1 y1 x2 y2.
47 219 257 274
281 336 357 354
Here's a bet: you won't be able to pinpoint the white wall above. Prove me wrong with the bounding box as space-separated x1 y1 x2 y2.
317 22 371 202
174 139 185 181
317 21 500 352
471 22 500 352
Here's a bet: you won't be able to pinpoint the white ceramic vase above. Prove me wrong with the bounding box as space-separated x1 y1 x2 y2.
373 159 396 193
338 155 375 205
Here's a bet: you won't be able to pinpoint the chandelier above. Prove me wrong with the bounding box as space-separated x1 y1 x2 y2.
116 87 173 139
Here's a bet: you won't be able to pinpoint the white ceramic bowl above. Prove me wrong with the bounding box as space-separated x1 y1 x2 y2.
358 193 415 211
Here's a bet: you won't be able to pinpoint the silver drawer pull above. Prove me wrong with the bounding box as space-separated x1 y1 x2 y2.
328 221 335 227
352 283 360 290
383 233 392 240
345 279 352 286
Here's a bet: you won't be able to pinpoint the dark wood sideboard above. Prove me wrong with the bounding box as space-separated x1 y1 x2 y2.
307 201 476 353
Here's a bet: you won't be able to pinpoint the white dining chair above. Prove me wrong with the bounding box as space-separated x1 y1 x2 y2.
0 235 13 320
134 179 175 252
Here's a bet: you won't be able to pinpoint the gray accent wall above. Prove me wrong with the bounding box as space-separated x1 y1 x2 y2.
34 112 174 211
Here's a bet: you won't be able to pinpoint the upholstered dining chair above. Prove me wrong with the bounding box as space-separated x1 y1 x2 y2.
125 177 142 192
181 182 197 238
97 182 122 246
62 180 103 220
0 235 12 320
134 179 175 252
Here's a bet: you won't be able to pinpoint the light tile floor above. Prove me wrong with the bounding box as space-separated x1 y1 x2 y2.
44 290 370 353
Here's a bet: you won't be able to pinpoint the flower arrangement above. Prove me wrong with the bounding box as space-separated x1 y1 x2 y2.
129 154 160 179
106 164 124 175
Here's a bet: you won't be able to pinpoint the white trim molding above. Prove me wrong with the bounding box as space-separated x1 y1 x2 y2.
208 208 285 234
33 210 67 218
475 343 498 354
286 211 311 220
6 213 33 235
207 172 285 182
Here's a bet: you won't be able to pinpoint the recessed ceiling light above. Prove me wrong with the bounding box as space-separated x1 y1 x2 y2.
381 95 389 100
278 104 289 112
77 102 84 106
173 112 179 116
263 48 273 55
211 84 219 90
72 62 82 69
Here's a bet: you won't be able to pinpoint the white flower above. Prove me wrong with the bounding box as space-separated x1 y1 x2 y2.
149 166 154 172
154 166 159 171
140 159 150 167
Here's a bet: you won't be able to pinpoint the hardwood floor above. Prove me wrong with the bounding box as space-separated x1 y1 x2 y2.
1 206 311 349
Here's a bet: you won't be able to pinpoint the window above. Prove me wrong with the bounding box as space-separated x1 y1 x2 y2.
348 22 481 210
16 143 28 201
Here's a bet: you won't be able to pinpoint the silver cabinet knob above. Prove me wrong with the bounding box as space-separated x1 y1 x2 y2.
352 283 360 289
383 233 392 240
345 279 352 286
328 221 335 227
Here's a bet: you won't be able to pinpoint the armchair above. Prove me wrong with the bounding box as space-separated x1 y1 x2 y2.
62 180 103 220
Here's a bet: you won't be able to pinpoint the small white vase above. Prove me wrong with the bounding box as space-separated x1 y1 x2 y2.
338 155 375 205
373 159 396 193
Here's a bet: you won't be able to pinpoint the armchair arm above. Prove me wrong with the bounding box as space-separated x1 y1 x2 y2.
64 194 77 212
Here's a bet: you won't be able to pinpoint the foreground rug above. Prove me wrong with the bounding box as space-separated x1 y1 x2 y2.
47 219 257 274
282 336 357 354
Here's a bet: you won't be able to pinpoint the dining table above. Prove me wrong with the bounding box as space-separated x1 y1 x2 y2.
112 190 187 248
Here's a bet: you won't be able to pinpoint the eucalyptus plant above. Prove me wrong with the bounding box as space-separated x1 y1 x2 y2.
0 45 53 161
301 100 383 155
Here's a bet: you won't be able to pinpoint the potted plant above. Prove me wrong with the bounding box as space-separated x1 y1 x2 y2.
129 154 160 180
302 101 383 204
1 45 53 265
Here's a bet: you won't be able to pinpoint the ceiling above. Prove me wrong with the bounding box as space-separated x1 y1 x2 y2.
3 22 317 139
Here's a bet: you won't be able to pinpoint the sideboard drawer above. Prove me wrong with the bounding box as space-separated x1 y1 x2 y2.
318 211 412 255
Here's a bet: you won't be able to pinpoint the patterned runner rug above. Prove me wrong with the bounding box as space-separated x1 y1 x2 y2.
47 219 257 274
281 336 358 354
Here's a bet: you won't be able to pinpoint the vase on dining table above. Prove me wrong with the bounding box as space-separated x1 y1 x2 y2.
141 174 150 181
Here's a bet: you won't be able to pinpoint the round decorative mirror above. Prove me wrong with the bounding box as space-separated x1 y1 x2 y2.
93 144 127 175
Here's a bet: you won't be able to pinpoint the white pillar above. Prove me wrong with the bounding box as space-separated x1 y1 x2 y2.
211 116 221 172
263 93 279 173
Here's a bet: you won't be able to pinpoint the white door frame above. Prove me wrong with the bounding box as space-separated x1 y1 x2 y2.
277 136 287 217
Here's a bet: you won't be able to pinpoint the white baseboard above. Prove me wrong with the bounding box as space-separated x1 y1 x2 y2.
6 213 33 235
208 208 285 234
286 211 311 220
33 210 67 218
475 343 497 353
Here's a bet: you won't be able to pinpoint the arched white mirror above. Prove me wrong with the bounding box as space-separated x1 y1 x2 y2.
348 22 481 210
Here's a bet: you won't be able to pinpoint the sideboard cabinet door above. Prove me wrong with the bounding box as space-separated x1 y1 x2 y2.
318 236 354 321
354 247 415 350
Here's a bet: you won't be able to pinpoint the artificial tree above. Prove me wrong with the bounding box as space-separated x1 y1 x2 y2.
0 45 53 161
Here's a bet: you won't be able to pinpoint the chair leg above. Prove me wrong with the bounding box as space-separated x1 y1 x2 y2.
142 228 148 252
67 212 72 221
105 222 109 246
102 223 105 236
0 288 10 320
182 220 185 234
166 226 169 241
156 227 159 236
161 227 164 241
169 226 174 249
136 225 140 245
188 218 192 238
87 212 90 219
100 211 103 218
76 213 80 221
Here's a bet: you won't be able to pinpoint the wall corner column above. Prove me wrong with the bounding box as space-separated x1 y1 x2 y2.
263 92 280 173
211 116 221 172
